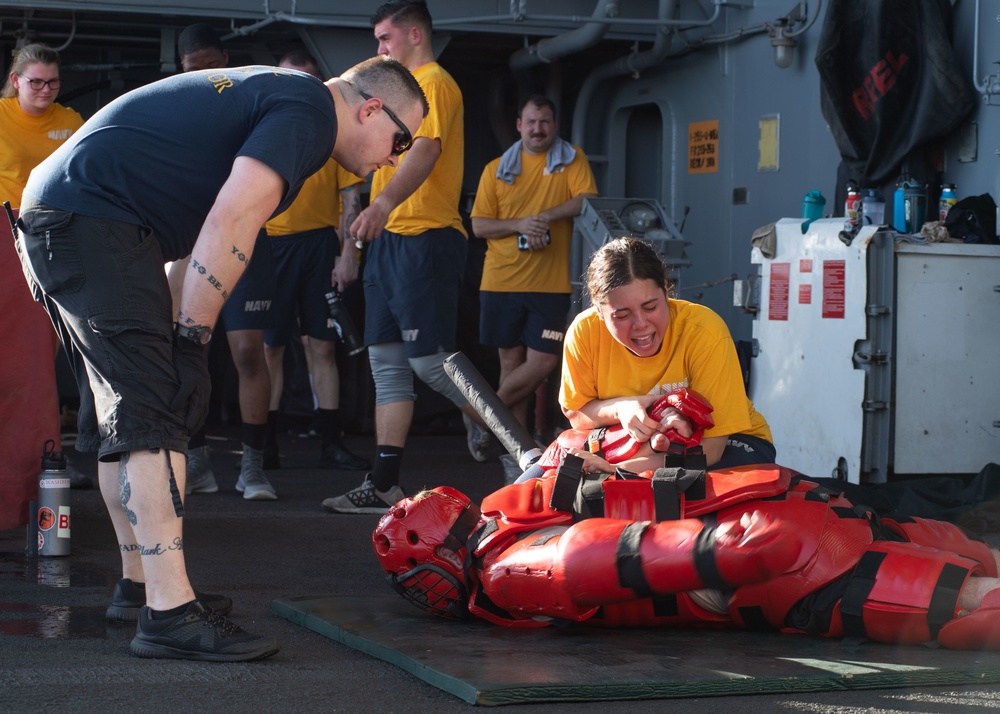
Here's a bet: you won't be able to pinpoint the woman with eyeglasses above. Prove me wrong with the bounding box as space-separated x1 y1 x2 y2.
0 43 86 531
2 43 82 202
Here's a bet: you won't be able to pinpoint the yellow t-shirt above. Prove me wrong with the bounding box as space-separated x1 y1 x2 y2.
560 299 772 442
264 159 363 236
472 148 597 293
370 61 466 237
0 97 83 209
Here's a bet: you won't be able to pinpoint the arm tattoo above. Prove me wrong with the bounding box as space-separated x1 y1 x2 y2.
341 188 362 240
189 256 229 301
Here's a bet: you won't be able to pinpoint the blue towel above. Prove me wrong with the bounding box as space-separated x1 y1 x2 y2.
495 137 577 184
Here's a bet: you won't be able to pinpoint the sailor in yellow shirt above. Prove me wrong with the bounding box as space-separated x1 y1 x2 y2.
262 50 370 474
471 94 598 443
560 237 774 470
0 43 87 529
324 1 486 515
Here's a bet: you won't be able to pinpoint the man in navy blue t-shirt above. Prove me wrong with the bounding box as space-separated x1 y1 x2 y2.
16 55 426 662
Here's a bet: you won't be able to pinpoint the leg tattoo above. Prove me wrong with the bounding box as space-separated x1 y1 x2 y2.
119 453 138 526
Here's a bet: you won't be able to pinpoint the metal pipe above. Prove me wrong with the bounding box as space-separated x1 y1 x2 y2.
970 0 1000 98
509 0 619 71
571 0 680 148
50 11 76 52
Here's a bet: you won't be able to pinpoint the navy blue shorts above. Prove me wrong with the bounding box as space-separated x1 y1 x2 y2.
16 203 209 460
479 291 570 355
218 230 275 332
264 227 340 346
363 227 467 358
715 434 777 469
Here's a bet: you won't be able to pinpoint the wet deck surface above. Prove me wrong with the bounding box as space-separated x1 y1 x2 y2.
3 423 1000 713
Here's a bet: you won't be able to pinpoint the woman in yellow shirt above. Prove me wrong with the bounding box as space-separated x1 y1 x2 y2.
0 43 86 530
559 236 774 471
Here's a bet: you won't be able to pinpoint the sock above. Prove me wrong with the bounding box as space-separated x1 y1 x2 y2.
148 600 195 620
370 445 403 491
265 410 280 448
242 422 266 451
315 408 341 447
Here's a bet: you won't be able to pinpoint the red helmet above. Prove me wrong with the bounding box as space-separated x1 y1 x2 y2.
372 486 481 618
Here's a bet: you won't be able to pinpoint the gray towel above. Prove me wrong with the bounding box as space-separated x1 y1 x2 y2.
751 222 777 259
496 137 577 184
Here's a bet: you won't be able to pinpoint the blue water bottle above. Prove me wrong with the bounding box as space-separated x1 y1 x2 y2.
893 170 910 232
939 184 957 222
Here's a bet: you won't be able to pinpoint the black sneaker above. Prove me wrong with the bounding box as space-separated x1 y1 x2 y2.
131 601 280 662
105 578 233 623
319 441 370 471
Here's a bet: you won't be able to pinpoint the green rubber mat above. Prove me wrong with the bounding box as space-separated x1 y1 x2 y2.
272 595 1000 706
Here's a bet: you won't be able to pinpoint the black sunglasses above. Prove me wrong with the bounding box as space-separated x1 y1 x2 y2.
356 88 413 155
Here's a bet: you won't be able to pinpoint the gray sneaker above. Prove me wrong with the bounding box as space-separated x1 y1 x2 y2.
321 476 404 514
235 446 277 501
462 413 491 462
186 445 218 494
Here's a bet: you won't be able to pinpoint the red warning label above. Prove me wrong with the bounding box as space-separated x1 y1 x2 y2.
769 262 790 321
822 260 846 319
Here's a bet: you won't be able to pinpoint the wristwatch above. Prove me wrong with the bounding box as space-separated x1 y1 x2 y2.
174 323 212 346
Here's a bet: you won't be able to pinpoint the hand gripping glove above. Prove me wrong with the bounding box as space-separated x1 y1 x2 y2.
603 388 716 461
649 387 715 449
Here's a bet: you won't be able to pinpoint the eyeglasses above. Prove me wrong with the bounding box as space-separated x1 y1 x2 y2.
356 88 412 155
18 75 61 91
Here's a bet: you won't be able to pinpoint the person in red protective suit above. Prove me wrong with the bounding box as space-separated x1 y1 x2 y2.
373 448 1000 649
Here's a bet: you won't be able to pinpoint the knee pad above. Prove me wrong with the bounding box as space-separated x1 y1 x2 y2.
835 541 983 645
409 352 467 408
368 343 415 405
882 516 998 577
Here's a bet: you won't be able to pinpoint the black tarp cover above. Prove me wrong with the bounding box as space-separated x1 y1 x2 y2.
815 0 977 186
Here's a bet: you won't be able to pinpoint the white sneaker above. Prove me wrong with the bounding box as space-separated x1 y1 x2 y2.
321 476 405 514
186 445 219 494
235 446 276 501
462 413 491 462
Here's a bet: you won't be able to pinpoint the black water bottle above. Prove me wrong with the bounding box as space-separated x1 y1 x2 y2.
324 291 365 356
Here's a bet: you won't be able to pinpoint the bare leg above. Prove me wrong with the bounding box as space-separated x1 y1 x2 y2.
106 449 195 610
303 336 339 410
263 343 285 412
376 400 413 448
227 328 270 425
958 577 1000 611
496 345 558 428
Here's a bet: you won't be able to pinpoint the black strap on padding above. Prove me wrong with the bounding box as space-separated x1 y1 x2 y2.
651 464 706 522
444 502 481 553
550 453 584 513
466 517 497 555
738 605 777 631
840 550 886 639
585 427 607 455
927 562 968 638
579 477 606 519
652 595 679 617
692 526 728 590
616 521 654 598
